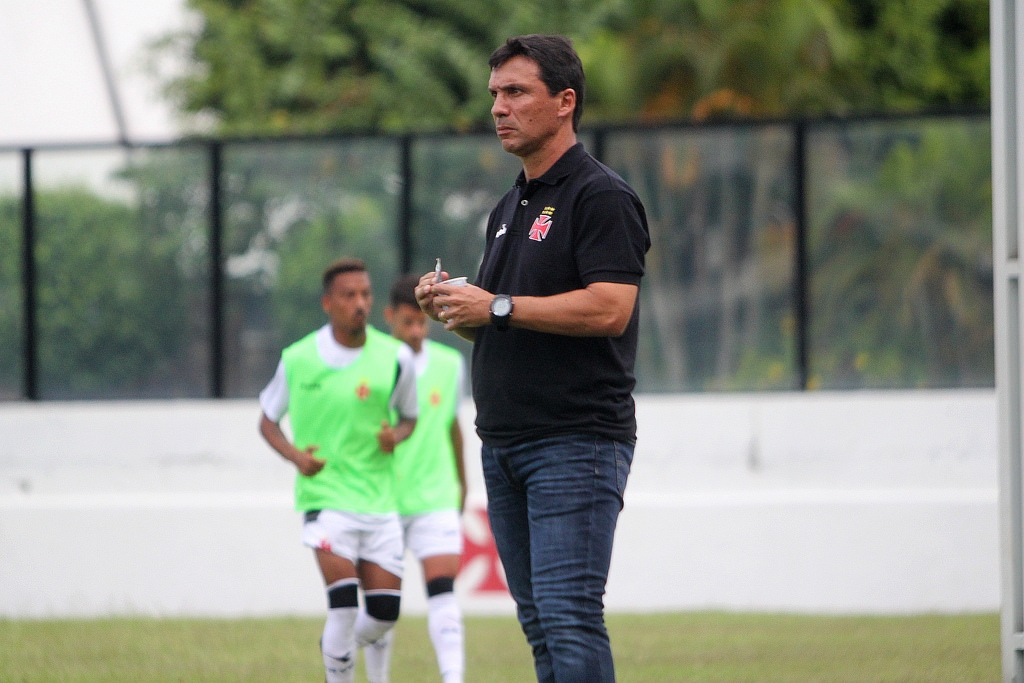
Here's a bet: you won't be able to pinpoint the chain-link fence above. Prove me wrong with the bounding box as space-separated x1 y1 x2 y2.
0 111 992 400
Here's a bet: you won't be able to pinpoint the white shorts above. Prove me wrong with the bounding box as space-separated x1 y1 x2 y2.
301 509 405 578
401 510 463 560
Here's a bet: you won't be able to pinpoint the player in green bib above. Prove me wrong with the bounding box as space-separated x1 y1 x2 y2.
374 273 468 683
259 258 418 683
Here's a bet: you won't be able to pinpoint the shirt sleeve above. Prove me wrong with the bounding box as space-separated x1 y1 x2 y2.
574 187 649 286
390 344 419 420
258 360 289 422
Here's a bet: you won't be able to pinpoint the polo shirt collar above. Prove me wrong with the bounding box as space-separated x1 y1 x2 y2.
515 142 586 188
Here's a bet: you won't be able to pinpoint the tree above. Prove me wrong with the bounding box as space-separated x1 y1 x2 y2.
831 0 990 113
157 0 618 136
578 0 988 123
153 0 989 135
155 0 496 135
30 184 206 399
580 0 855 122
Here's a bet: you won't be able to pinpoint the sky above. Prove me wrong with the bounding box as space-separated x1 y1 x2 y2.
0 0 188 147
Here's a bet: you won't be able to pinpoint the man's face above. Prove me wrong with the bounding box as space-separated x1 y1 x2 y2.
385 302 429 353
385 301 430 352
322 270 372 336
489 55 568 158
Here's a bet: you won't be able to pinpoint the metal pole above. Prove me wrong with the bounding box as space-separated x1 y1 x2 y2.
399 135 413 274
20 149 37 400
794 120 809 390
994 1 1024 680
81 0 130 145
209 142 224 398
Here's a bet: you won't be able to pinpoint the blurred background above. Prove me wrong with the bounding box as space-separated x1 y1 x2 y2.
0 0 992 400
0 0 999 620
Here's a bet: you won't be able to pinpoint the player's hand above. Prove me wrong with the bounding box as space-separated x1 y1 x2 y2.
295 445 325 477
377 420 399 454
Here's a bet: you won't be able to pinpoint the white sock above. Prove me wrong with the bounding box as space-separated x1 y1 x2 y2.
355 608 396 683
427 591 464 683
322 588 358 683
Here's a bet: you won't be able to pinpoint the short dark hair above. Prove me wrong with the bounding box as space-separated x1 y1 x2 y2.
489 34 585 132
389 273 421 308
322 257 367 292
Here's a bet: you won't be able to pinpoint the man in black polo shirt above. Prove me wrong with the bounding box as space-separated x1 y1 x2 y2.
416 34 650 683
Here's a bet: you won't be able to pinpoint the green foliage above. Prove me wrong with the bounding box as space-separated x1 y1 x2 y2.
586 0 856 121
808 117 992 389
410 134 520 280
214 140 403 394
163 0 500 135
2 113 995 399
153 0 989 135
31 185 204 399
612 126 798 392
0 146 213 400
831 0 990 113
0 196 22 398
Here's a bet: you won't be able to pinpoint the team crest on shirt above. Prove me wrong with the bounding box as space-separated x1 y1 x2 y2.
529 206 556 242
355 380 371 400
429 388 442 407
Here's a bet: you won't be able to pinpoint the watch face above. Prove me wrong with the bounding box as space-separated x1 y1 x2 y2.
492 296 513 316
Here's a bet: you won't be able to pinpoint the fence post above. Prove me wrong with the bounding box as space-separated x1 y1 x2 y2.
399 135 413 274
993 1 1024 680
20 148 37 400
209 141 224 398
794 120 809 390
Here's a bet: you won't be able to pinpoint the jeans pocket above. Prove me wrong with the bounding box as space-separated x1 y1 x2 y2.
613 442 634 496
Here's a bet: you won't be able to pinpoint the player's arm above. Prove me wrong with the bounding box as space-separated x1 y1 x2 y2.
377 416 417 454
451 418 467 512
259 413 325 477
379 345 419 453
258 360 325 476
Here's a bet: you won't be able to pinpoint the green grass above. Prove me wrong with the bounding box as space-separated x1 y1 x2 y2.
0 612 1000 682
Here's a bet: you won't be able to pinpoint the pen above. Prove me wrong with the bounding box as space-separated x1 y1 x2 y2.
435 258 442 283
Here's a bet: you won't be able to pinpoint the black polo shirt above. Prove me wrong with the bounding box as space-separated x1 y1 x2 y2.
472 142 651 448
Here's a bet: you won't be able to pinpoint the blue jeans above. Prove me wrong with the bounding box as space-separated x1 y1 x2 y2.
482 434 634 683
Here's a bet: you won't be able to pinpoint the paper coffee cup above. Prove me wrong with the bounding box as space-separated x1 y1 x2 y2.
438 276 466 312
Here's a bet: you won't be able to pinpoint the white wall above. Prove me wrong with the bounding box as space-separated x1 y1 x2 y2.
0 390 998 617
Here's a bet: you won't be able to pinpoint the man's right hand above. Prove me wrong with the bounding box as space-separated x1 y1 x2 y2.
415 270 446 322
260 413 327 477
